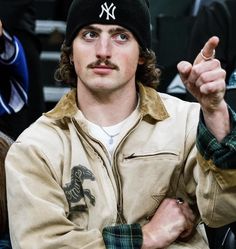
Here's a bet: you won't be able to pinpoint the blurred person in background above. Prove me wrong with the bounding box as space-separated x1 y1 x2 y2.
0 0 45 140
0 19 27 248
0 20 29 140
187 0 236 85
54 0 73 21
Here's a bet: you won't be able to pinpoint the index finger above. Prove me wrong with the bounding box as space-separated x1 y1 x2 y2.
194 36 219 65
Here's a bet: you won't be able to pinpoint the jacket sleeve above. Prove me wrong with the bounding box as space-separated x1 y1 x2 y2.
197 107 236 171
5 140 107 249
194 107 236 227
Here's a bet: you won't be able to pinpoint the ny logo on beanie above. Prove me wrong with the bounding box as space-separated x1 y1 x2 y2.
99 2 116 20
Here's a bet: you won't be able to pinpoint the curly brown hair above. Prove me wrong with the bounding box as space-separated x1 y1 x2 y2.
54 42 160 89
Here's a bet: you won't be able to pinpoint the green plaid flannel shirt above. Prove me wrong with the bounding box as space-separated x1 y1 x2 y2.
102 107 236 249
103 224 143 249
197 107 236 169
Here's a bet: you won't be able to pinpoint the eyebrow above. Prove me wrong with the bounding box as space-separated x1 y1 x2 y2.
81 25 131 35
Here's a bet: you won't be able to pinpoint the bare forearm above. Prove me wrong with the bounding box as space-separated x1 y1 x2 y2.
141 225 165 249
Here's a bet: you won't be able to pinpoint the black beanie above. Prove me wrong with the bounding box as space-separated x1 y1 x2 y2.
65 0 151 50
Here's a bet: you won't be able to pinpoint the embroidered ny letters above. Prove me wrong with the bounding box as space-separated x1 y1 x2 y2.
99 2 116 20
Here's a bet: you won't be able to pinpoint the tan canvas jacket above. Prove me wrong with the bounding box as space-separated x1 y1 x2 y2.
5 84 236 249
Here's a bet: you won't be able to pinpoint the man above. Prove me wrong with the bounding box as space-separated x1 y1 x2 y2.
5 0 236 248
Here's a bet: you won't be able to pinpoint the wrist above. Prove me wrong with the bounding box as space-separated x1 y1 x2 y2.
141 225 159 249
201 100 230 141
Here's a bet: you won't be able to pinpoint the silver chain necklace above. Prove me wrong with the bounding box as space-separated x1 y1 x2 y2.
99 126 120 145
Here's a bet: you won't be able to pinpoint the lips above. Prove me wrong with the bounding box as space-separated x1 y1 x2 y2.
92 65 114 75
92 65 113 69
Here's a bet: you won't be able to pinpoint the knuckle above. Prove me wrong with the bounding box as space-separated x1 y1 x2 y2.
191 66 199 76
199 73 209 83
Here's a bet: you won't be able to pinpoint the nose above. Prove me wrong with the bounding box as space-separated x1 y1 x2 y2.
95 36 111 60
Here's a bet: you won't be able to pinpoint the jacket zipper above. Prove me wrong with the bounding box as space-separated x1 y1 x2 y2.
112 117 142 224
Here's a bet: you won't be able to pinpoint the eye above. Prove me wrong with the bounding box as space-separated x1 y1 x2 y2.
82 31 98 41
113 33 129 42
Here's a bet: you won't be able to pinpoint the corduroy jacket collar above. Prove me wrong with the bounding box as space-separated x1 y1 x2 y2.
45 83 169 122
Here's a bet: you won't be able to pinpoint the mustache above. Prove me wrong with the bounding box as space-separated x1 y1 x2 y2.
87 59 119 70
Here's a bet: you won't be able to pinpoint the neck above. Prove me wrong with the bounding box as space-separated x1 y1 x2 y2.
77 83 138 126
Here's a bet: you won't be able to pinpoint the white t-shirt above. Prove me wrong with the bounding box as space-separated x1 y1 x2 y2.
86 101 139 156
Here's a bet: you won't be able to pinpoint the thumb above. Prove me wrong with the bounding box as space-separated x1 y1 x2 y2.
194 36 219 65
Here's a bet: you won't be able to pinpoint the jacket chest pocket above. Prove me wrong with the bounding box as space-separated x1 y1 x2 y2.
121 151 182 222
122 150 181 193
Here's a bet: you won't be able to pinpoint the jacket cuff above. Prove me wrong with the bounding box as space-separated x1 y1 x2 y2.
102 223 143 249
197 106 236 169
